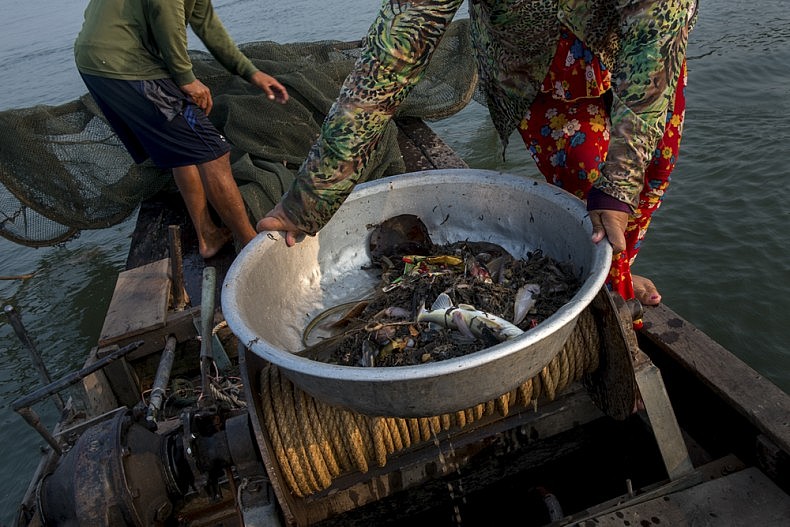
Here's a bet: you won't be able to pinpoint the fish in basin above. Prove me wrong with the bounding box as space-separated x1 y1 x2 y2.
417 292 524 343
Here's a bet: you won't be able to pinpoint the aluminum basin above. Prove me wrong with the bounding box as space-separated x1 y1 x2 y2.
222 169 611 417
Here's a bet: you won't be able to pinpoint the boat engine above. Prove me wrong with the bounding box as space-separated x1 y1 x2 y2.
37 406 270 526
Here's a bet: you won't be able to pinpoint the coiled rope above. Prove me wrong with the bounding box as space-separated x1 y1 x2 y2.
258 308 601 497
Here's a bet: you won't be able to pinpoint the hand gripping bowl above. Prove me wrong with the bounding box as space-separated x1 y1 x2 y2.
222 169 611 417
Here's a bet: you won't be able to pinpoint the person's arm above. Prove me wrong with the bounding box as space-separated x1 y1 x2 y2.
187 0 259 80
188 1 288 105
146 0 197 86
273 0 464 237
148 0 287 114
593 0 694 209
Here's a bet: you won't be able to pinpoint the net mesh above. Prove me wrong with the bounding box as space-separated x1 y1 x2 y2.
0 20 476 247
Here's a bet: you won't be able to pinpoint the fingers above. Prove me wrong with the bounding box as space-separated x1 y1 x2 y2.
589 209 628 253
600 210 628 253
262 81 288 104
180 80 213 114
256 204 303 248
285 231 299 247
250 71 289 104
201 92 213 115
271 82 289 103
589 210 607 244
255 216 297 248
255 215 283 234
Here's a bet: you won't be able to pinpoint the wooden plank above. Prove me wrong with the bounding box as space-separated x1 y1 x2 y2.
396 130 434 172
396 117 468 170
633 354 694 480
97 345 142 408
640 304 790 455
98 259 171 347
126 195 176 268
241 350 305 527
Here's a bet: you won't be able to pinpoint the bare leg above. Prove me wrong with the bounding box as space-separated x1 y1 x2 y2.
172 164 233 259
632 275 661 306
195 153 257 249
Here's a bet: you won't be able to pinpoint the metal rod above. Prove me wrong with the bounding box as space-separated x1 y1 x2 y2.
11 339 144 412
3 305 65 411
17 406 62 455
146 335 178 426
168 225 188 311
200 266 216 404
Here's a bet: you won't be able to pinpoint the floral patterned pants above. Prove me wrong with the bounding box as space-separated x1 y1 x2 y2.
518 55 687 321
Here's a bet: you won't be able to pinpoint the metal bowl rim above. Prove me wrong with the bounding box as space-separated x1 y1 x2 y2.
223 169 612 382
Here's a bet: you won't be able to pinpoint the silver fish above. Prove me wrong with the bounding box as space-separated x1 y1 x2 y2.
513 283 540 326
417 292 524 342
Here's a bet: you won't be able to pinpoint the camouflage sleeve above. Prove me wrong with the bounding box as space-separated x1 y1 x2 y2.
595 0 695 209
281 0 464 235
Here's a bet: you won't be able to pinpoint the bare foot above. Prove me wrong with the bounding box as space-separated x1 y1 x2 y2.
632 274 661 306
199 227 233 259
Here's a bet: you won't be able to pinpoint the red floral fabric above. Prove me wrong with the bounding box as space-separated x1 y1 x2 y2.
518 28 687 327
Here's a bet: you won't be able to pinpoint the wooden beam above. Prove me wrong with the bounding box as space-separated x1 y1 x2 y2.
396 117 468 170
633 354 694 479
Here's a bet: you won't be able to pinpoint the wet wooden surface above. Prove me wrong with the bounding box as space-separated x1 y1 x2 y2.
641 304 790 456
98 259 171 347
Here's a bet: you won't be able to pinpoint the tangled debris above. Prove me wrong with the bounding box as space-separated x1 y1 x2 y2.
301 215 582 367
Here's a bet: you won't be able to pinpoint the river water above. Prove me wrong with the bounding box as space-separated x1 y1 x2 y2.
1 0 788 523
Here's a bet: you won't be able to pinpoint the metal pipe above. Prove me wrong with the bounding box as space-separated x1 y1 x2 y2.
146 335 178 426
3 304 65 411
12 340 144 412
199 267 216 404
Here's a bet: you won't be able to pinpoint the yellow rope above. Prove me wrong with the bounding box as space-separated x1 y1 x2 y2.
294 387 332 489
387 417 404 451
342 409 369 473
258 307 601 497
322 397 355 473
260 366 302 497
303 391 341 477
273 366 318 495
454 410 466 429
396 418 412 449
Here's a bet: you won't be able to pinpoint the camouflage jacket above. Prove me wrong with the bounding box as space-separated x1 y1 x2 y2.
282 0 698 235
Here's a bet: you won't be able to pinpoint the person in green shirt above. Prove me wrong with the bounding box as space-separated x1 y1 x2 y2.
75 0 289 258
